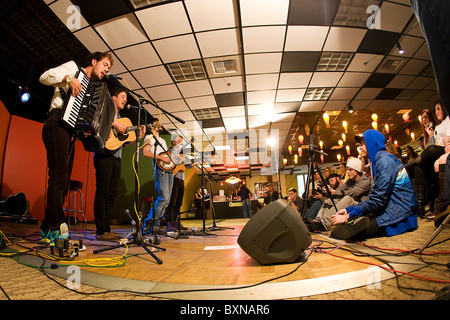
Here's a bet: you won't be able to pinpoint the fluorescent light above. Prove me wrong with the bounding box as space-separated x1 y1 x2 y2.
235 156 249 160
215 145 231 151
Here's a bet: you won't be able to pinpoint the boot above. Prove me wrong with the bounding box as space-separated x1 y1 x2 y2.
427 164 446 220
414 185 427 219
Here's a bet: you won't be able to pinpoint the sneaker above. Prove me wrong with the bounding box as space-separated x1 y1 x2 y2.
40 223 69 244
96 232 121 242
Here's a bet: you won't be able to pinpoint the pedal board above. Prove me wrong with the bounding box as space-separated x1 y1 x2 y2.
50 239 86 258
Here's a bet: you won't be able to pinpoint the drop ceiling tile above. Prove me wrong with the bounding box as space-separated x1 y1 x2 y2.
278 72 313 89
379 1 414 33
413 43 431 60
288 0 340 26
285 26 329 51
245 53 282 74
299 101 326 112
386 74 415 88
337 72 371 87
153 34 201 64
219 106 245 118
323 27 366 52
135 2 192 40
242 26 286 53
363 73 396 88
94 14 148 49
351 99 371 110
210 76 244 94
117 72 141 90
399 59 430 75
367 100 392 109
309 72 343 87
346 53 384 72
177 79 213 98
329 87 359 100
240 0 289 26
73 27 109 52
275 89 306 103
223 116 247 131
246 74 279 91
281 52 322 72
185 95 217 110
403 17 424 38
274 102 301 113
375 88 403 100
50 0 90 30
196 29 239 58
247 103 274 116
354 88 383 100
114 42 161 71
247 90 276 105
132 65 173 88
154 99 190 114
71 0 131 25
216 92 245 107
185 0 237 31
357 30 401 55
323 100 350 111
406 77 434 90
171 110 196 122
146 84 182 101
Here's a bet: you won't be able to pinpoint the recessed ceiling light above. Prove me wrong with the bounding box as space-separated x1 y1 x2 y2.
167 59 207 82
303 87 334 101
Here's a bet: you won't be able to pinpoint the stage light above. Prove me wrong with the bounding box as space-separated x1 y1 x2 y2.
348 105 354 114
397 42 404 55
323 112 330 128
18 87 30 103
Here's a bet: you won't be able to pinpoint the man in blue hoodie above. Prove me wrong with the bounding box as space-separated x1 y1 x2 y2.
331 129 418 240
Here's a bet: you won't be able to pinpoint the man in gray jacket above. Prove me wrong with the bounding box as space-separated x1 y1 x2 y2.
309 158 372 232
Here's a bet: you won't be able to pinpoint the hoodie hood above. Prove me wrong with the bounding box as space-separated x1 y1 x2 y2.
362 129 386 165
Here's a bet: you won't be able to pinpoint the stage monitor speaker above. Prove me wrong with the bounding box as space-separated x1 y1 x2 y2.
238 199 312 265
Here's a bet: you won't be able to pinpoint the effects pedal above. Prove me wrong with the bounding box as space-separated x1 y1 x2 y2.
50 239 86 258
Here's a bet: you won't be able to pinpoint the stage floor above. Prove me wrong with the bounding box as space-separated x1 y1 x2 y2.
0 218 448 300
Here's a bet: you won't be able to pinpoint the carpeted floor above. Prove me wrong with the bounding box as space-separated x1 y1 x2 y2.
0 217 449 301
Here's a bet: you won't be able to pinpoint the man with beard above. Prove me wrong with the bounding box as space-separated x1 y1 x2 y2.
308 158 372 232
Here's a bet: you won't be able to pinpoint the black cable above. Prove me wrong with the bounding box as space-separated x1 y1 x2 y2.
0 285 11 300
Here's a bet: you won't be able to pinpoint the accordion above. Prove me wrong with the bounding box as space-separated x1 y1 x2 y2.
59 69 115 152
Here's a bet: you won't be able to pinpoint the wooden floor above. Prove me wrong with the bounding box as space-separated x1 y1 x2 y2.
0 219 427 299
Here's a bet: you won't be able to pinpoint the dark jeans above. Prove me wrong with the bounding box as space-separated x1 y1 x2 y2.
41 109 75 231
93 153 121 235
166 177 184 223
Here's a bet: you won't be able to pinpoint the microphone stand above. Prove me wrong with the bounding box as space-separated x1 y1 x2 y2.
206 168 234 232
93 97 164 264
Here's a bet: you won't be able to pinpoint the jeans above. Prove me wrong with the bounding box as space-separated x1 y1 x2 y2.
93 153 121 236
146 165 173 226
166 177 184 223
314 196 359 230
242 198 252 218
41 109 75 231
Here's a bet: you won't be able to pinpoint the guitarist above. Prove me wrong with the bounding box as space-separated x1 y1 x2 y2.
166 130 191 232
93 86 145 241
142 120 173 233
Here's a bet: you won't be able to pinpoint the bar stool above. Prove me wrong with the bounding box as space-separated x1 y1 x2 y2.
64 180 86 230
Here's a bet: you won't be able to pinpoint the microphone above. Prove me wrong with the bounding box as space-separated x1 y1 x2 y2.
105 72 123 80
126 104 139 109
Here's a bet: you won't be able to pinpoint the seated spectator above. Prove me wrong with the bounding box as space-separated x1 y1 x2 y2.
331 129 417 241
287 188 303 214
308 158 371 232
302 171 343 222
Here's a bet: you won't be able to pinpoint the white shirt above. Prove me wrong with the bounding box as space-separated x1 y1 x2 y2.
39 60 80 112
434 116 450 146
144 134 168 156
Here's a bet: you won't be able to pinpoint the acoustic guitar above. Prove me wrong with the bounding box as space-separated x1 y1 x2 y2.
105 118 151 150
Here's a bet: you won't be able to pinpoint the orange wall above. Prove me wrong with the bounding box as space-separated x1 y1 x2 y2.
0 101 11 194
2 115 96 222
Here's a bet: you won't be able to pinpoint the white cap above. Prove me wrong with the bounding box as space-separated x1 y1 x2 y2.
346 157 362 173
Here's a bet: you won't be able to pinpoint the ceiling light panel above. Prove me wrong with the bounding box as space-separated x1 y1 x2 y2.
316 52 353 72
193 108 221 120
303 87 334 101
167 60 207 82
